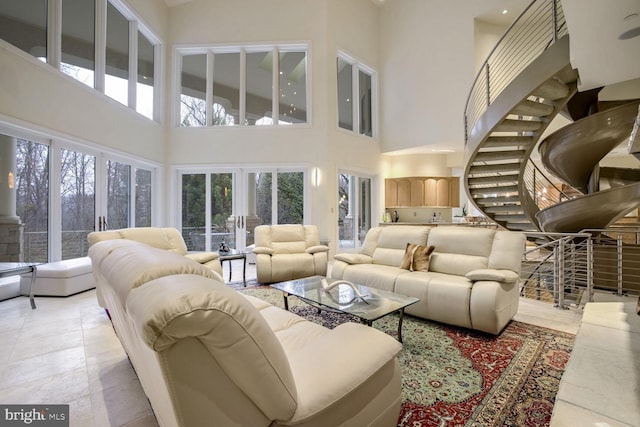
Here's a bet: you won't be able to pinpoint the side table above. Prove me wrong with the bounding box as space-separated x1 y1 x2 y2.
217 250 246 285
0 262 40 309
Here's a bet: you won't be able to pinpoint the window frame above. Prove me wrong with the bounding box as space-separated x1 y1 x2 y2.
336 50 377 139
174 43 311 128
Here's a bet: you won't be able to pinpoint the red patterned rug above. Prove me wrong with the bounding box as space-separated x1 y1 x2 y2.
240 286 574 427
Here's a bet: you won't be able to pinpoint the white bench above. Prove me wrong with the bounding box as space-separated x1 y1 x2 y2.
20 257 95 297
550 301 640 426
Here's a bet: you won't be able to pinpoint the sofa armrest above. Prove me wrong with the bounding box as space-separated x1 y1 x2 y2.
253 246 274 255
185 251 220 264
306 245 329 254
334 253 372 265
287 322 401 422
466 269 519 284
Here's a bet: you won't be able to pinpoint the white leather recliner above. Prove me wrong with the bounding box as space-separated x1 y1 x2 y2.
87 227 223 278
253 224 329 284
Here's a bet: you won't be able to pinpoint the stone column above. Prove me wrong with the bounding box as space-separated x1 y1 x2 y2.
0 135 23 261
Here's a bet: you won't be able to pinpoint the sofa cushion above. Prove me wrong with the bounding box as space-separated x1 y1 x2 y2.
400 243 435 272
371 226 431 267
427 227 494 275
342 264 411 292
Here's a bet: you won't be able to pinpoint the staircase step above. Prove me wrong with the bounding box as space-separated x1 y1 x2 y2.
532 78 570 101
468 162 521 174
494 119 542 132
484 136 534 148
494 214 530 222
511 99 555 117
470 185 519 196
474 196 521 205
468 175 519 186
484 205 525 214
474 150 526 162
506 222 537 231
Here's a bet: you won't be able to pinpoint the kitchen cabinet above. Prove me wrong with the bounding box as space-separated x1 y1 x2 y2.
385 177 460 208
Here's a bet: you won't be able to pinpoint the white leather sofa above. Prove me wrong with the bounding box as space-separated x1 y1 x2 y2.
331 226 526 334
253 224 329 284
89 238 403 427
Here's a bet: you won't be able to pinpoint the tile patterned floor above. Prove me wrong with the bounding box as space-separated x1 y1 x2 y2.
0 259 636 426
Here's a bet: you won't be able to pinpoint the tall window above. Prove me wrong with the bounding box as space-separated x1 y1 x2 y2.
338 172 372 249
135 168 152 227
60 148 95 259
137 32 155 119
61 0 95 88
0 0 48 61
105 3 129 105
179 45 309 127
337 53 376 138
16 138 50 263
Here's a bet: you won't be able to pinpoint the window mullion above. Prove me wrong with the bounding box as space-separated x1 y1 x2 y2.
95 0 107 92
239 49 247 126
272 47 279 125
47 0 61 68
206 52 214 126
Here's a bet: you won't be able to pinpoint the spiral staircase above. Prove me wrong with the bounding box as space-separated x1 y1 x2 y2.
463 0 640 234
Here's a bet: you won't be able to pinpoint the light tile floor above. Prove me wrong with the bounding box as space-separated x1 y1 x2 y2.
0 259 637 426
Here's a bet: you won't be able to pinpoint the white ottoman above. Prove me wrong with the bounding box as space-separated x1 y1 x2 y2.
20 257 95 296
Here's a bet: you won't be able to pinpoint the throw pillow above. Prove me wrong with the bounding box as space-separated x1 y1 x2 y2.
400 243 435 272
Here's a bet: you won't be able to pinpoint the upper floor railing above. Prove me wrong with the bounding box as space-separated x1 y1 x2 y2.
464 0 567 143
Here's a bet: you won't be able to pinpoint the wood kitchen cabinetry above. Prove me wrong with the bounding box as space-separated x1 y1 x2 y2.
385 177 460 208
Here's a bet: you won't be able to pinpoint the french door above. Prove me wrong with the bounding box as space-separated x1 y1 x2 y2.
179 168 307 252
337 171 373 249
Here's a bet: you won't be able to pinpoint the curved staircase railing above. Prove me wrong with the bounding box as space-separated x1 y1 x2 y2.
464 0 567 142
463 0 572 232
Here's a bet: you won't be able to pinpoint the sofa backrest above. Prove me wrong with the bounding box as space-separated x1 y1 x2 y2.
254 224 320 254
364 226 431 267
88 239 218 307
426 226 525 276
88 227 188 255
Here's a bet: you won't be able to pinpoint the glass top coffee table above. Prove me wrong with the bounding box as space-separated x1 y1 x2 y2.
271 275 419 342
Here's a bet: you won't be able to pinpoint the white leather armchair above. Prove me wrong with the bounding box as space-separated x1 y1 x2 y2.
87 227 223 278
254 224 329 284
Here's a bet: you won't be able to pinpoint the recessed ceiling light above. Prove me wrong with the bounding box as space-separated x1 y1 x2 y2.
502 9 508 15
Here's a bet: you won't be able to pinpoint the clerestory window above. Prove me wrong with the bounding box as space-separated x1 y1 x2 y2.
0 0 161 121
337 52 376 138
178 45 309 127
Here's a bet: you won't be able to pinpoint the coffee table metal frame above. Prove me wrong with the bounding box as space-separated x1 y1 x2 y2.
271 275 419 342
0 262 40 309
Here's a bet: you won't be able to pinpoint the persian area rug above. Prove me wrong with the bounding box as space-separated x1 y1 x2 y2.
239 285 575 427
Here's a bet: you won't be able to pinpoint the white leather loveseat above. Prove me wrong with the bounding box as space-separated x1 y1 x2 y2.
331 226 526 334
253 224 329 284
89 238 403 427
